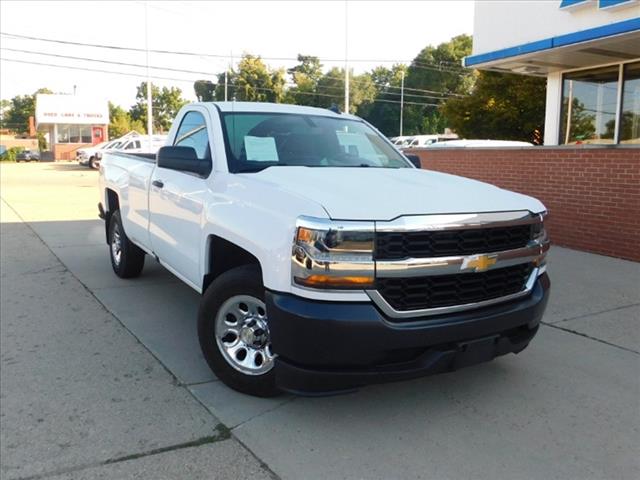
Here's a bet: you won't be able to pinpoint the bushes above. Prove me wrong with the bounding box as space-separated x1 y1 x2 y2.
0 147 25 162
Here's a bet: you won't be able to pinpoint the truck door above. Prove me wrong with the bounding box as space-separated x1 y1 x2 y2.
148 109 211 288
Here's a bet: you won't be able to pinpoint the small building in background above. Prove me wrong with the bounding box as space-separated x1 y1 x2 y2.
464 0 639 146
35 94 109 160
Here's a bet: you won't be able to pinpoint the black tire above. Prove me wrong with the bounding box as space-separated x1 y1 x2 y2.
198 265 280 397
108 210 145 278
89 157 96 169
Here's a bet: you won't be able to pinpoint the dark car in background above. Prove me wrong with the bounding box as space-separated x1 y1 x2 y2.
16 150 40 162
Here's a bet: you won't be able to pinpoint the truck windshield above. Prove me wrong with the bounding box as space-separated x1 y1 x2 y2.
221 112 412 173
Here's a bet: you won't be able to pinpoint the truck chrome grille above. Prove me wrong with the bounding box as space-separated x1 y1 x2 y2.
375 225 532 260
375 264 533 313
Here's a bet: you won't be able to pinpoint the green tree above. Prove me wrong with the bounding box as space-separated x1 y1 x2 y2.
194 80 216 102
1 88 52 133
356 64 407 136
229 54 286 103
442 70 546 143
129 82 188 133
284 55 324 106
109 102 144 138
402 34 474 135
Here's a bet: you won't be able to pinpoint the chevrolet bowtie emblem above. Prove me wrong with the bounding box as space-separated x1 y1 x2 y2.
462 254 498 272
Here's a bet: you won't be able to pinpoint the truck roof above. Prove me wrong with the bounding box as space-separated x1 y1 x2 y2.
206 101 360 120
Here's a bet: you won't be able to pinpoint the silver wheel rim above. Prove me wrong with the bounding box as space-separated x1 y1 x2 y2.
215 295 275 376
111 223 122 266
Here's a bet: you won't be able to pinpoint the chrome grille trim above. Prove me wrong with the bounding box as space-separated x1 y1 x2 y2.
367 267 541 319
368 210 548 319
376 239 549 278
375 211 541 233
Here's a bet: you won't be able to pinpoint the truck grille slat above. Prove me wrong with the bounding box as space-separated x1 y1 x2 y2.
375 225 532 260
375 264 533 312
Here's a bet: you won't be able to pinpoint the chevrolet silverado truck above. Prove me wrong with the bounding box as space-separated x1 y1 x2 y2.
98 102 550 397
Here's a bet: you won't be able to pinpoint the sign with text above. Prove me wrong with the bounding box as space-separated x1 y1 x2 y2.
35 94 109 125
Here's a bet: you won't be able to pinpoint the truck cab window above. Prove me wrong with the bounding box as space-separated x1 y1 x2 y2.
174 111 210 160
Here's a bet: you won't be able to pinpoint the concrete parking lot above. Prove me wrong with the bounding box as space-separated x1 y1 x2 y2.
1 162 639 480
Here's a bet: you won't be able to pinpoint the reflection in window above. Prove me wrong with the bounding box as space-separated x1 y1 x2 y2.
174 111 210 159
559 66 619 144
81 127 92 143
620 62 640 144
55 124 93 144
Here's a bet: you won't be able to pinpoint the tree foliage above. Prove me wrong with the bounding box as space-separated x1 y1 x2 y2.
441 71 546 143
130 82 188 133
109 102 145 138
284 55 324 106
1 88 52 133
194 80 216 102
400 34 474 136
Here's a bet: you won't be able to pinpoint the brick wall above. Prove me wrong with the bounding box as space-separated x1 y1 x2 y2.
406 146 640 262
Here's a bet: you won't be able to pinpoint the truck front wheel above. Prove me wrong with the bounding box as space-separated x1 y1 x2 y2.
198 265 279 397
108 210 145 278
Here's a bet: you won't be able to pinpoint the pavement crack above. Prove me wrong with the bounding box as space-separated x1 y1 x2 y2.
11 425 231 480
549 302 640 325
231 396 298 431
542 322 639 355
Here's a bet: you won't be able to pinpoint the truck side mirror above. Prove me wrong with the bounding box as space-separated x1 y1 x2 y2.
405 154 422 168
157 146 211 176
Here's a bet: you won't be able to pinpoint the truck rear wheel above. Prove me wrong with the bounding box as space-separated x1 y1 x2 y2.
108 210 145 278
198 265 280 397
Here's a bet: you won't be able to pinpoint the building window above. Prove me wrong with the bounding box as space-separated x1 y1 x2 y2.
56 124 93 144
559 65 619 145
560 61 640 145
620 62 640 144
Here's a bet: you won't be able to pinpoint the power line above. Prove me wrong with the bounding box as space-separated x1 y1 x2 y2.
0 57 441 108
0 31 469 74
0 47 219 76
0 57 199 83
2 46 457 101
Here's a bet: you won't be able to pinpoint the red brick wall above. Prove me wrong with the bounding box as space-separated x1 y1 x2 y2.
406 147 640 262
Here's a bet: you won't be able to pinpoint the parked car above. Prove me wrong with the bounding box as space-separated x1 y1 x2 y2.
99 102 550 397
426 139 534 148
77 140 122 168
16 149 40 162
405 135 439 148
93 135 167 169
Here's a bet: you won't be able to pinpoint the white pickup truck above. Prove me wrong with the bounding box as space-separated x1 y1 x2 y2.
99 102 550 397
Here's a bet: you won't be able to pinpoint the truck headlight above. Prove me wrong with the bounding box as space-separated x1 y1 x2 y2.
292 217 375 289
531 211 548 242
532 211 549 271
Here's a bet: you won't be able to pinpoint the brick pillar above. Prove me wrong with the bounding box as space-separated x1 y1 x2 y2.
28 116 36 137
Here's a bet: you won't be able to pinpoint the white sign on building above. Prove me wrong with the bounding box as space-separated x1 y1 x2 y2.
35 94 109 126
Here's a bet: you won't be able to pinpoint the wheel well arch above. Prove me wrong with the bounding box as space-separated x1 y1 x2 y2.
202 235 262 292
103 189 119 243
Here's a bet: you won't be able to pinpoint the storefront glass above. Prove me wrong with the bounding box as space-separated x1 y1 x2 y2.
619 62 640 144
56 124 92 144
559 66 619 145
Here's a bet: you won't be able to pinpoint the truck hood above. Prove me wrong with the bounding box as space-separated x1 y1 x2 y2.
249 167 545 220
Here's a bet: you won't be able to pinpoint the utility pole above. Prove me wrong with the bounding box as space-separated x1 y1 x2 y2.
344 0 349 114
225 51 232 102
400 70 405 136
144 1 153 150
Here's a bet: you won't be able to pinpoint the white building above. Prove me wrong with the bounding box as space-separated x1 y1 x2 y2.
36 94 109 160
464 0 639 145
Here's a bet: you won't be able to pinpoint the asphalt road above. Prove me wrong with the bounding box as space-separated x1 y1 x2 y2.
1 162 639 480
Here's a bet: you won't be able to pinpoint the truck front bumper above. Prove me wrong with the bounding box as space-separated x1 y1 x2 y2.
266 273 549 395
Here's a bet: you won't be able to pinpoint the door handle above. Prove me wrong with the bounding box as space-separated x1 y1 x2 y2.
152 180 164 189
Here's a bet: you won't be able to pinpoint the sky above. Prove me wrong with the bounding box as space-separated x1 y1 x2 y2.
0 1 474 108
